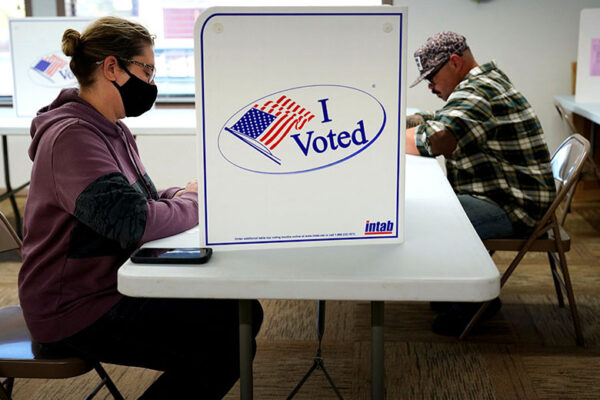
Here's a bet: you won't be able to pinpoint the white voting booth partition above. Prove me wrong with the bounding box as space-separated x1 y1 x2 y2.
9 18 93 117
194 7 407 249
575 9 600 103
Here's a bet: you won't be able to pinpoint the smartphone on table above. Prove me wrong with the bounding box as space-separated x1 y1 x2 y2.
130 247 212 264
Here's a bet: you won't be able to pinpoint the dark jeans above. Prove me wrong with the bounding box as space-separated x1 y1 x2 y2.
457 194 517 239
44 297 263 400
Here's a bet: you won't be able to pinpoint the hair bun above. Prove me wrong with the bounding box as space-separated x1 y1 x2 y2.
62 28 82 57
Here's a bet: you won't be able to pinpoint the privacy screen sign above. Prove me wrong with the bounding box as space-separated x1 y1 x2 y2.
194 7 407 249
10 18 93 117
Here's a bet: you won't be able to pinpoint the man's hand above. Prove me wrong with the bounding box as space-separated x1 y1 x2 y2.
406 114 425 128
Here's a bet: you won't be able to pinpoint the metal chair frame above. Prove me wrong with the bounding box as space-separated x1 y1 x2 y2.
459 134 590 346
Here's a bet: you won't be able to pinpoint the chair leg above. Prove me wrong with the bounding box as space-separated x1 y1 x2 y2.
89 363 125 400
548 252 565 307
458 300 492 340
0 378 13 400
461 243 530 340
555 250 585 346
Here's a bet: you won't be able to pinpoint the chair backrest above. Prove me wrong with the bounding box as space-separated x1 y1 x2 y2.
548 134 590 227
553 104 595 225
555 103 578 134
0 212 21 255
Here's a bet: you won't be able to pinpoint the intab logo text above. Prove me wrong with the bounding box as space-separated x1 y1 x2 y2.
364 220 394 235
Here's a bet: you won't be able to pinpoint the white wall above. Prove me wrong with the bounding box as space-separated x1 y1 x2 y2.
397 0 600 152
5 0 599 190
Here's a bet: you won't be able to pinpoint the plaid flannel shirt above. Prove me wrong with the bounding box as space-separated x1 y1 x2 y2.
415 61 556 233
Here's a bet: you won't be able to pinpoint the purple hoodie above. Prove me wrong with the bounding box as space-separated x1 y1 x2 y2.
18 88 198 343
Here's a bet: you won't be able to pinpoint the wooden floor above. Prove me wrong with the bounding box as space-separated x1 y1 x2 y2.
0 196 599 399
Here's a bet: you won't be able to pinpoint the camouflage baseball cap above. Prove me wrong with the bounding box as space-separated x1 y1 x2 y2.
409 31 468 88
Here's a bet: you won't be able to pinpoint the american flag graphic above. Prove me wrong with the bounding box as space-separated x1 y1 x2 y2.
225 95 315 165
32 54 67 80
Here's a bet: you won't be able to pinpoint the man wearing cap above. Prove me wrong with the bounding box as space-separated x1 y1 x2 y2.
406 31 556 336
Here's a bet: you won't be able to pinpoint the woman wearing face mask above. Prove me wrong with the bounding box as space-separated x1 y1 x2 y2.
18 17 263 399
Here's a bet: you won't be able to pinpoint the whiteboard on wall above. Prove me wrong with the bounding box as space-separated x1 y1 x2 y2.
9 18 93 117
194 6 407 250
575 8 600 103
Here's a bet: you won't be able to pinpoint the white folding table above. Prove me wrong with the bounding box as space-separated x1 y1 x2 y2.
118 154 500 399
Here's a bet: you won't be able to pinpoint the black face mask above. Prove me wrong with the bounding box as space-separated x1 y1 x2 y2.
112 65 158 117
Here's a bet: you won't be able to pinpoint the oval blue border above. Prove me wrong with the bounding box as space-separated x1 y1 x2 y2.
216 84 387 175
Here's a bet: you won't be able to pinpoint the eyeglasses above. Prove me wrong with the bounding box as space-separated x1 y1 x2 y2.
96 57 156 83
118 58 156 83
425 59 449 85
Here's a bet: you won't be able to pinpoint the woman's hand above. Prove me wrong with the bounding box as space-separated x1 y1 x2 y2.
174 179 198 197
